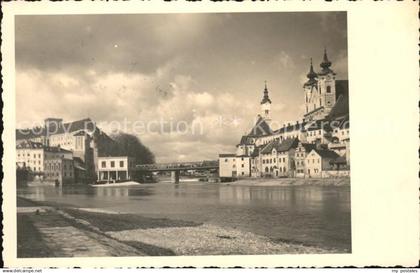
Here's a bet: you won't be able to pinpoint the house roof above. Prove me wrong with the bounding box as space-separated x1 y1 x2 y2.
219 154 236 158
274 121 306 134
305 119 332 132
44 146 72 153
237 135 254 146
327 80 349 120
16 140 43 149
313 149 340 159
331 156 347 164
260 140 278 154
16 128 45 140
54 118 96 135
301 143 316 152
248 115 273 137
260 138 299 154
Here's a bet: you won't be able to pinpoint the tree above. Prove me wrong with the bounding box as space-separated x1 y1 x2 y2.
110 133 155 164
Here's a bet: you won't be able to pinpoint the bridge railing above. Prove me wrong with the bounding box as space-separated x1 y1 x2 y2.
136 161 218 170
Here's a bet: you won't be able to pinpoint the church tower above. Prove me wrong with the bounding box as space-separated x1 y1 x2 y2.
260 81 272 122
317 48 336 111
303 58 318 116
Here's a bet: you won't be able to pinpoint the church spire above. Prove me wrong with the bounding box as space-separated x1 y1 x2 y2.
307 58 317 79
260 81 271 104
320 48 332 70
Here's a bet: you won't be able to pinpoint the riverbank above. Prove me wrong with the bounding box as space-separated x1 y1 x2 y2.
224 177 350 187
17 197 340 257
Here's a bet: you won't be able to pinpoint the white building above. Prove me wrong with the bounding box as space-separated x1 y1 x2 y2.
218 154 251 180
16 141 44 173
97 156 136 182
305 149 339 178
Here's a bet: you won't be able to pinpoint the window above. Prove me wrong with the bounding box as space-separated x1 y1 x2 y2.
241 164 244 168
312 159 315 163
110 161 115 167
33 154 36 158
241 158 244 161
120 161 124 167
326 86 331 93
242 172 244 175
224 159 228 162
274 158 276 163
232 165 236 168
283 158 285 163
101 161 106 168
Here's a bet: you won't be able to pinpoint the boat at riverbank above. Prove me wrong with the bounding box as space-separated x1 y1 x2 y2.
91 181 141 187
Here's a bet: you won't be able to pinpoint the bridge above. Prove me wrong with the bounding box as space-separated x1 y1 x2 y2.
135 161 219 184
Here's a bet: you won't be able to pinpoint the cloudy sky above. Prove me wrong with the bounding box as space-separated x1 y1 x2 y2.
15 12 347 163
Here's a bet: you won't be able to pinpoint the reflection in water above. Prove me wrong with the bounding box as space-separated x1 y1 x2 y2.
18 183 351 251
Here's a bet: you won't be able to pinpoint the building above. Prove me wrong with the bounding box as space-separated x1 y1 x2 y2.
97 156 136 182
44 157 74 185
258 138 299 177
218 154 251 180
16 141 44 174
305 149 340 178
16 117 117 181
295 142 316 177
219 48 350 179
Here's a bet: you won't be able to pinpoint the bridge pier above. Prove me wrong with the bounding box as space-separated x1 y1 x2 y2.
171 170 180 184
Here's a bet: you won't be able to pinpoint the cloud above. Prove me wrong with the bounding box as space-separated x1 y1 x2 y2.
15 13 348 162
277 51 295 69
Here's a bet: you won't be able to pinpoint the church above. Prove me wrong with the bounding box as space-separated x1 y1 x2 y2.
219 49 350 180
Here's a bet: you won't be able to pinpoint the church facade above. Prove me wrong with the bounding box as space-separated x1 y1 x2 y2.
219 49 350 179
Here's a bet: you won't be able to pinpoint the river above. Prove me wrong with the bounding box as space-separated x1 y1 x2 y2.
17 182 351 252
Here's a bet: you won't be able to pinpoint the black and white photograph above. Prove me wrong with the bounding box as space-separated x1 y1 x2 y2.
14 12 351 257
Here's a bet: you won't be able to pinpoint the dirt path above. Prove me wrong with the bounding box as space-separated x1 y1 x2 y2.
18 208 146 257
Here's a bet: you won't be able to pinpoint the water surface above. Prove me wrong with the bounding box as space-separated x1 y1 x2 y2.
18 182 351 251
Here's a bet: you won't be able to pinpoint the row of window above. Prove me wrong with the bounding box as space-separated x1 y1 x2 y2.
17 153 42 158
224 157 246 163
308 159 321 164
231 163 246 169
101 160 125 168
262 158 286 164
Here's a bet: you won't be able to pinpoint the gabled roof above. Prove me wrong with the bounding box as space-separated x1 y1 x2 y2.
248 115 272 137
